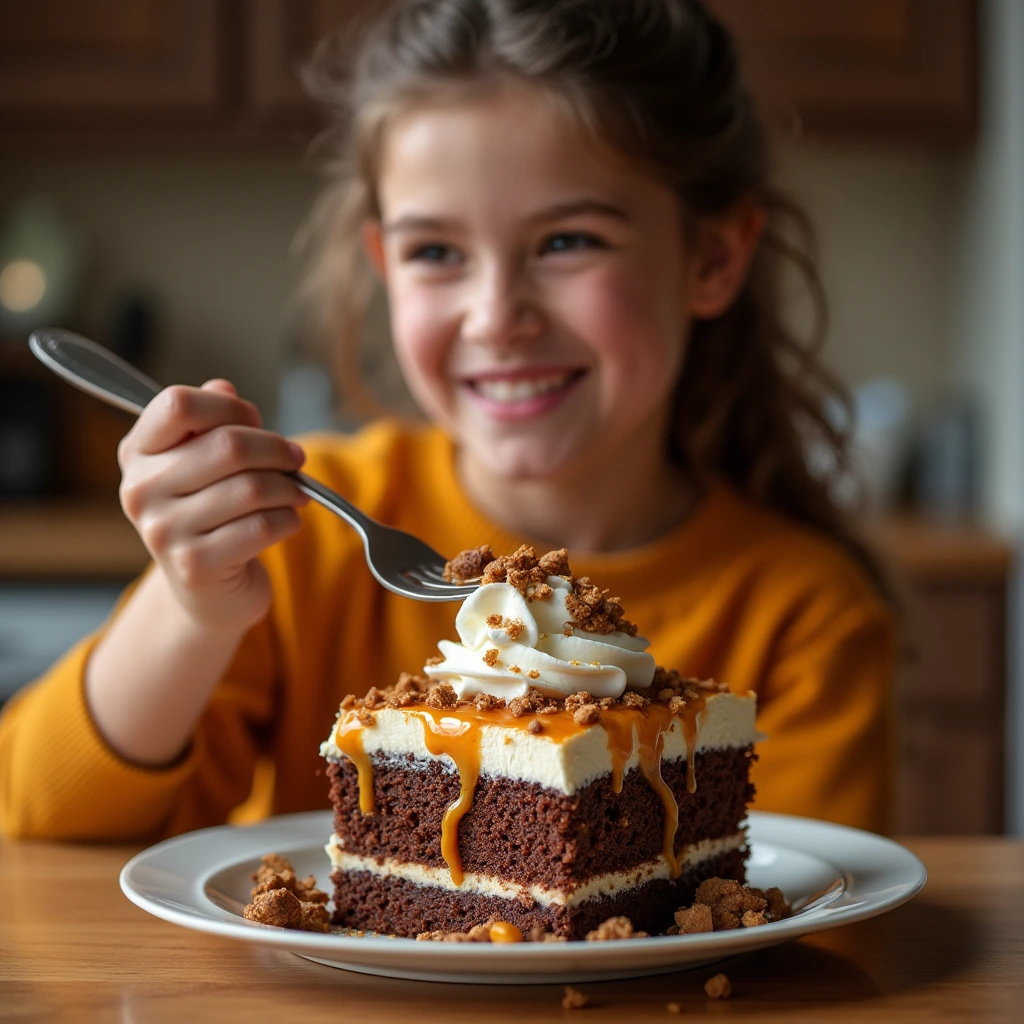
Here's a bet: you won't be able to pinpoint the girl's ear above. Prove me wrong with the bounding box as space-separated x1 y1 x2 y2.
687 200 765 319
361 219 387 281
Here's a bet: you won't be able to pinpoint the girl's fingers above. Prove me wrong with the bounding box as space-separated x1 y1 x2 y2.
200 379 261 425
129 425 305 503
121 383 260 458
202 379 237 397
154 469 309 542
168 507 304 587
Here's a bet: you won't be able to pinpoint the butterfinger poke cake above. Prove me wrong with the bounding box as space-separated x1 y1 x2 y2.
319 545 758 939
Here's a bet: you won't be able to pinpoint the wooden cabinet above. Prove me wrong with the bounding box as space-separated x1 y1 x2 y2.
705 0 977 141
244 0 377 133
0 0 376 144
897 581 1007 834
0 0 230 133
867 518 1012 834
0 0 978 145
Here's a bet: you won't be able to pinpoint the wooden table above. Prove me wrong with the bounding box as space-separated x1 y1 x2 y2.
1 836 1021 1022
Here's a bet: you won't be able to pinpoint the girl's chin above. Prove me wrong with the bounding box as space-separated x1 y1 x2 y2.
461 432 580 481
447 388 595 480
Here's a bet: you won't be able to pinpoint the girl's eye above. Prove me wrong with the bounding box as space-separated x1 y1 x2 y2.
541 232 605 255
408 243 461 264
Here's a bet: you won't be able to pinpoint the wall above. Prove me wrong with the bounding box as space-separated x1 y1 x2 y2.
0 156 319 415
779 144 963 412
0 144 966 426
952 0 1024 533
950 0 1024 834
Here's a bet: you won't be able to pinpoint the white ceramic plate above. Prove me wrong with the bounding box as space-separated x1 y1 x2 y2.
120 810 925 984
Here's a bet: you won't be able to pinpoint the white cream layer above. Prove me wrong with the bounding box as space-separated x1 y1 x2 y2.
423 578 656 700
326 832 746 908
319 691 757 795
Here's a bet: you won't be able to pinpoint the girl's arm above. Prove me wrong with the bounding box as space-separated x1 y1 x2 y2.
84 567 251 767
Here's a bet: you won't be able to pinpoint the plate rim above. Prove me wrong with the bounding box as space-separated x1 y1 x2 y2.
119 809 927 968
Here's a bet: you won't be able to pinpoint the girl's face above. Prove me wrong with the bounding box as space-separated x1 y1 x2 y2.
367 86 703 481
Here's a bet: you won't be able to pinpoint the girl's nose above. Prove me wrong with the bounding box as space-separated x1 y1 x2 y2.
462 266 544 352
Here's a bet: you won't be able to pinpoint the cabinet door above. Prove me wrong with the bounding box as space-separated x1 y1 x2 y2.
246 0 380 133
895 581 1007 833
0 0 229 132
705 0 976 141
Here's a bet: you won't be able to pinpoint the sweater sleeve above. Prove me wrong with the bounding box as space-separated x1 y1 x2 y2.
0 422 417 843
0 581 279 842
750 601 895 834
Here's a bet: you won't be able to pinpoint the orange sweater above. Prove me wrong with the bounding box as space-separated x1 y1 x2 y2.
0 419 894 841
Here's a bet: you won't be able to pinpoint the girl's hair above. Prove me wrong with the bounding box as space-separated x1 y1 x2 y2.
301 0 892 602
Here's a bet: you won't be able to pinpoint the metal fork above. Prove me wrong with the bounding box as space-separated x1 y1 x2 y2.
28 328 478 602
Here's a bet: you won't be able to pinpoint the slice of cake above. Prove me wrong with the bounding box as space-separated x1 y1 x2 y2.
320 545 757 940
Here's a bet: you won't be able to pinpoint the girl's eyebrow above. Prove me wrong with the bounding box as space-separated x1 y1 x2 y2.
382 199 630 236
382 214 457 235
528 198 631 224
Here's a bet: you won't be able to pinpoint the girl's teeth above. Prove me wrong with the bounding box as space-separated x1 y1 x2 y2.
475 373 571 402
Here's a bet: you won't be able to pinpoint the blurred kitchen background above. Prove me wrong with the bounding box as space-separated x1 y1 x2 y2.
0 0 1021 836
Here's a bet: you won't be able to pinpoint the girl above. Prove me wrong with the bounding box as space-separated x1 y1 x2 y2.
0 0 893 841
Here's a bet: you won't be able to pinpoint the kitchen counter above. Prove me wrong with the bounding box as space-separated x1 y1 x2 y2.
865 515 1014 581
0 498 146 579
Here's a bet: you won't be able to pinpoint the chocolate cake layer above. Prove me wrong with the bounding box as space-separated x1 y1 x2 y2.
327 745 753 888
330 847 746 940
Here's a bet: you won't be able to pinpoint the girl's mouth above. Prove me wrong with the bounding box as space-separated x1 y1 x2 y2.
462 368 587 420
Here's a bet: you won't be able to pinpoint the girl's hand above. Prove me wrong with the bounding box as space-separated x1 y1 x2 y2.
117 379 309 633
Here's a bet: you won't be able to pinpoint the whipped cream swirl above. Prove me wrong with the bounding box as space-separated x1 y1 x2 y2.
423 577 655 700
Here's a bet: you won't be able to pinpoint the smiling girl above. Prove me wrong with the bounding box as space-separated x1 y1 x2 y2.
0 0 894 841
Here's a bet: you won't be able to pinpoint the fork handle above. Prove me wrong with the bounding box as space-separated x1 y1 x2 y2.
28 327 378 539
30 327 161 415
290 472 375 537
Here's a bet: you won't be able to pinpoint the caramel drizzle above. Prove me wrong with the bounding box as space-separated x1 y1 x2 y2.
679 700 706 796
417 709 482 887
636 703 681 877
600 712 636 796
332 716 376 814
332 693 708 885
598 698 708 878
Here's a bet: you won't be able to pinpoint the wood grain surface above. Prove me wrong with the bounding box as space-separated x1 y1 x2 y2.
1 835 1021 1022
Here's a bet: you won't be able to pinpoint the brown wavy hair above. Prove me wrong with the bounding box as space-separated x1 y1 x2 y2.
299 0 892 602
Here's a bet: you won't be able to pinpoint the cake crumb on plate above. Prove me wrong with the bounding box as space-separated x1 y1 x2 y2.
585 915 648 940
